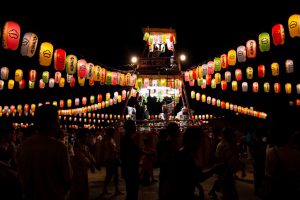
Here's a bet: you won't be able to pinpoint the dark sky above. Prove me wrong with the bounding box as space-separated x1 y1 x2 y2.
0 1 299 125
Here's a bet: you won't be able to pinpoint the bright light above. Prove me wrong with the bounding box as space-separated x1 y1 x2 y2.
180 54 186 62
131 56 138 64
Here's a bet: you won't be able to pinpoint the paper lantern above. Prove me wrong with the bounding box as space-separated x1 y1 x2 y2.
221 101 226 109
118 95 122 103
228 49 236 66
252 82 259 93
88 78 94 86
237 45 246 63
42 71 49 83
196 93 200 101
96 94 102 103
264 82 270 93
53 71 61 83
202 64 208 76
192 68 197 80
201 94 206 103
66 74 73 83
225 71 231 82
2 21 21 50
213 57 221 71
190 91 196 99
233 105 238 112
207 61 214 75
296 99 300 106
225 102 230 110
59 78 65 88
297 84 300 94
39 79 45 89
111 72 118 85
212 98 216 106
143 78 150 87
246 40 257 58
211 79 216 89
93 65 101 81
184 71 189 82
272 24 285 46
77 59 87 78
196 66 203 79
8 79 14 89
67 99 72 107
245 67 253 79
15 69 23 82
271 62 279 76
230 104 234 110
216 99 220 107
285 59 294 73
288 14 300 38
232 81 238 91
66 55 78 74
101 101 105 109
82 97 87 105
242 82 248 92
220 54 228 69
285 83 292 94
53 48 66 71
90 95 95 104
197 78 203 86
274 83 281 93
0 80 4 90
74 98 79 106
221 80 227 91
125 73 131 86
109 99 114 106
235 69 242 81
122 90 127 100
106 71 112 85
29 80 35 89
259 32 270 52
39 42 54 66
258 65 265 78
70 77 76 88
21 32 38 57
105 93 110 101
78 77 85 87
214 73 221 84
19 79 25 89
205 75 211 86
189 80 195 87
207 96 211 104
1 67 9 80
106 101 110 107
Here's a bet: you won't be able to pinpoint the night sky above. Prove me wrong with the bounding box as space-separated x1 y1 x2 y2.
0 1 299 125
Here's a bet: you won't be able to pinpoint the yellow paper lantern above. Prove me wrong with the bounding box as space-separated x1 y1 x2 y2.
196 93 200 101
228 49 236 66
67 99 72 107
288 14 300 38
232 81 238 91
264 82 270 93
271 62 279 76
39 42 54 67
59 77 65 88
15 69 23 82
191 91 195 99
8 79 14 89
285 83 292 94
201 94 206 103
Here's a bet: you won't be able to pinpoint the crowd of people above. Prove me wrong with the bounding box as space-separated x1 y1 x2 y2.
0 104 300 200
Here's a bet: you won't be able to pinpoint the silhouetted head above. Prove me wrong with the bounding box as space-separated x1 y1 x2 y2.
123 119 136 135
166 122 180 137
106 127 115 138
35 104 59 135
183 126 203 152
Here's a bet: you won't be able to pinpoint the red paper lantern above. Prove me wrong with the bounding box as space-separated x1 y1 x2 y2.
221 80 227 91
258 65 265 78
77 59 87 78
246 40 257 58
220 54 228 69
252 82 259 93
272 24 285 46
54 48 66 71
2 21 21 50
235 69 242 81
274 83 281 93
29 70 37 82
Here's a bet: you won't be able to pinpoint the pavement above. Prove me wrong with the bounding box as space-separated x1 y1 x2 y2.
88 158 261 200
